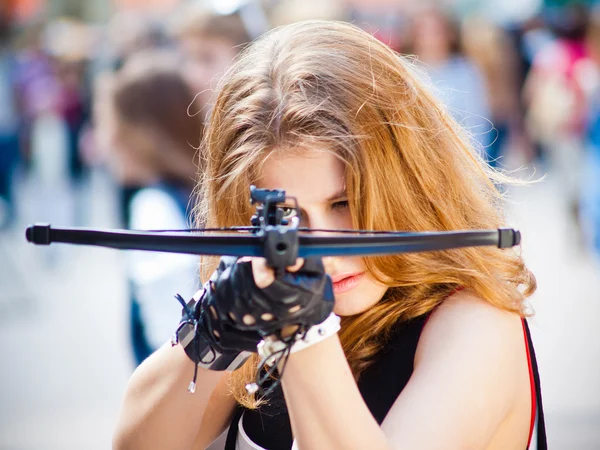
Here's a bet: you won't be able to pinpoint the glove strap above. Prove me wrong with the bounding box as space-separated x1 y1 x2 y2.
171 289 250 393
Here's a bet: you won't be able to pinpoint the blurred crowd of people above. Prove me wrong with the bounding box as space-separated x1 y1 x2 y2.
1 0 600 365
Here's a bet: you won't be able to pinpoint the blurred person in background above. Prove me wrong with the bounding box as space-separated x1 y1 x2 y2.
14 21 77 244
0 8 20 229
405 5 493 160
462 16 533 168
580 8 600 257
168 6 251 111
48 21 91 188
9 18 95 240
523 3 590 240
95 50 203 365
44 19 95 226
12 21 54 169
79 11 166 171
106 11 165 71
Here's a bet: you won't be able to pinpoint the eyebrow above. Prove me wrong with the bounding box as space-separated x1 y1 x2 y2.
325 188 347 202
280 188 347 208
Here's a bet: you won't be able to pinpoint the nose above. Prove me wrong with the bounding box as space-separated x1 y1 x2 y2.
301 225 338 273
300 209 345 273
303 212 338 235
300 221 338 274
322 256 337 275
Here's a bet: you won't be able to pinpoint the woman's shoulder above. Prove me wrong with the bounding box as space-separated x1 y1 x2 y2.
381 290 532 447
418 289 525 355
415 289 528 398
431 288 522 325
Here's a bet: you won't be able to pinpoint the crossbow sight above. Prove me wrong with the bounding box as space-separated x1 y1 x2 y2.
249 185 300 270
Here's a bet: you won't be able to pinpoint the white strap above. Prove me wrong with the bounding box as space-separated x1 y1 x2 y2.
290 312 341 354
257 313 341 366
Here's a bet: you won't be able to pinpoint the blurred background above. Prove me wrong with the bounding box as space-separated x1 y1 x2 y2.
1 0 599 448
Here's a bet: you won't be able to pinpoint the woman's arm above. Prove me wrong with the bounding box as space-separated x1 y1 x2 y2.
280 291 529 450
113 341 236 450
281 334 391 450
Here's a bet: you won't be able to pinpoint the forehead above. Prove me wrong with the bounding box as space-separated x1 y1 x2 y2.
255 149 346 204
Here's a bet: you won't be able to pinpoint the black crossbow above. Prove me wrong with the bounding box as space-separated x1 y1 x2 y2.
25 185 521 266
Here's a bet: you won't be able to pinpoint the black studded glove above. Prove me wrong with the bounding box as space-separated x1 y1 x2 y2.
176 255 334 356
204 255 334 350
174 255 334 392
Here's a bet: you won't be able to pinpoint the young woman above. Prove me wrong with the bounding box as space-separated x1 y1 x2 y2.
113 20 545 449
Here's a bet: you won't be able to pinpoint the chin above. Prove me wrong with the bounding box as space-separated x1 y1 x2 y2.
332 282 387 317
333 299 372 317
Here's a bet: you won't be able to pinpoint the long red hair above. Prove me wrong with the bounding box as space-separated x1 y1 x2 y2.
193 20 536 408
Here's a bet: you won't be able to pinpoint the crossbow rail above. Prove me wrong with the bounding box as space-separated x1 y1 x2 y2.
26 223 521 260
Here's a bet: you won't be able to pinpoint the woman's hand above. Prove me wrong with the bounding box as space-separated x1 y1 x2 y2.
198 255 334 352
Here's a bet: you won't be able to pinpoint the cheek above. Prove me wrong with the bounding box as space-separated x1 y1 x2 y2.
330 208 353 230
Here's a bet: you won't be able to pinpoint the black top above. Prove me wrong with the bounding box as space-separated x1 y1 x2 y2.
225 315 547 450
225 313 431 450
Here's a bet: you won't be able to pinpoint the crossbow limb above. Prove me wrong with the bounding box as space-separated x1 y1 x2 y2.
25 185 521 270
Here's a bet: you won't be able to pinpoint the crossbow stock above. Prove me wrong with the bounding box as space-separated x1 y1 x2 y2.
25 185 521 268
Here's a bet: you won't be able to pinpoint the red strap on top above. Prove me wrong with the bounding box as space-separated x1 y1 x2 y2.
521 319 537 448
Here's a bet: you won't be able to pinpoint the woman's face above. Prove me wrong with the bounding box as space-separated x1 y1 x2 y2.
256 148 388 316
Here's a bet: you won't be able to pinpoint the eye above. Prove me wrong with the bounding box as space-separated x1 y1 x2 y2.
331 200 349 211
280 206 299 220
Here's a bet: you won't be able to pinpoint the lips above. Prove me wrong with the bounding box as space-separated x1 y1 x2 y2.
331 272 364 294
